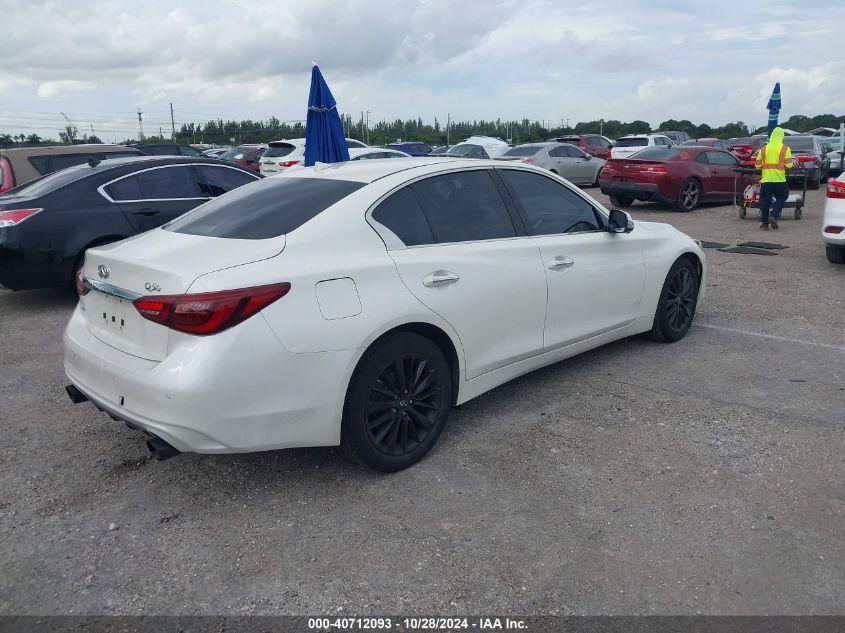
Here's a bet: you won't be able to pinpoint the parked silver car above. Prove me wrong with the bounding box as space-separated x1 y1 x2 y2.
496 142 605 186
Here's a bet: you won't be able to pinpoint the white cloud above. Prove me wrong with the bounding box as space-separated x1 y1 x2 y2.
36 80 96 99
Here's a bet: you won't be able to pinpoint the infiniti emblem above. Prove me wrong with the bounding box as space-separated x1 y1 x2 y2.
97 264 110 279
145 282 161 292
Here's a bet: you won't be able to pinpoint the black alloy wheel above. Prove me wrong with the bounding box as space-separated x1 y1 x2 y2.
365 354 441 456
645 258 699 343
341 332 452 472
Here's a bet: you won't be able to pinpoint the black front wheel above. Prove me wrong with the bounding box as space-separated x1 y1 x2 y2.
341 333 452 472
645 258 700 343
609 194 634 207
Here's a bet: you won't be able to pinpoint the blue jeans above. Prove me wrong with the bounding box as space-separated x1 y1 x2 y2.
759 182 789 223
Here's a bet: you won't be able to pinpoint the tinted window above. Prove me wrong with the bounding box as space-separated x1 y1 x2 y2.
447 144 487 158
264 144 296 158
567 145 586 158
629 148 684 160
503 145 543 157
107 166 202 201
371 187 434 246
143 145 178 156
27 155 51 175
219 146 254 161
3 163 93 196
167 177 364 239
179 145 202 156
196 165 256 197
49 153 98 172
412 170 514 243
501 170 600 236
783 137 813 151
616 138 648 147
705 151 737 166
547 146 570 158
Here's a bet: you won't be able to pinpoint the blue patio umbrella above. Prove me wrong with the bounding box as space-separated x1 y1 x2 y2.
303 64 349 167
766 82 781 138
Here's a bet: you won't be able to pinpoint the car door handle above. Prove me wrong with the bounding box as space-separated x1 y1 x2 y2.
133 209 159 217
422 270 460 287
548 256 575 269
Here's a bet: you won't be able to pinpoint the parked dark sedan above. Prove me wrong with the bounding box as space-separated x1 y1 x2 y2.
0 156 259 290
782 135 830 190
599 146 747 211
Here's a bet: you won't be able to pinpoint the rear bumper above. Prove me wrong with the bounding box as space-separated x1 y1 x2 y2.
600 180 673 204
822 202 845 246
63 305 359 453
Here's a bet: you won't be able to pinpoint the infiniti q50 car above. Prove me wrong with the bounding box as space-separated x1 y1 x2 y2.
64 158 705 472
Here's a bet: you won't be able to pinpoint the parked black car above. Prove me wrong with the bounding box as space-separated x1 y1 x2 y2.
128 143 204 157
0 156 259 291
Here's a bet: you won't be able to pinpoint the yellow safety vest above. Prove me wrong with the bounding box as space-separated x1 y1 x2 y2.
755 143 792 184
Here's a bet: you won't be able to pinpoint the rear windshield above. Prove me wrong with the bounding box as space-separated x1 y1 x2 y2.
447 144 483 157
502 145 542 157
783 137 813 151
1 164 92 197
615 138 648 147
166 177 365 239
219 146 255 161
626 148 684 160
263 144 296 158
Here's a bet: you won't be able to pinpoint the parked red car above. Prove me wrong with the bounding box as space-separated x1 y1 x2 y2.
726 136 767 164
548 134 614 159
599 146 745 211
218 144 267 173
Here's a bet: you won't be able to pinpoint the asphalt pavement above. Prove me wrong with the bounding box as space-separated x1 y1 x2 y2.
0 186 843 616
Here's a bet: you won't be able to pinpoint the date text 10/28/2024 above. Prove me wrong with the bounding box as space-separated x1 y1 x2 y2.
308 617 528 630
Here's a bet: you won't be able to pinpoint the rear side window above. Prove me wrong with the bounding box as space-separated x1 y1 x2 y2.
411 170 515 243
501 170 601 236
107 166 202 201
705 151 738 166
167 177 365 239
371 187 434 246
196 165 256 197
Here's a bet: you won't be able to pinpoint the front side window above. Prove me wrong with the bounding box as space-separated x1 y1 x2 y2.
705 151 738 166
371 187 434 246
167 176 364 239
196 165 256 197
411 170 515 243
548 146 570 158
501 169 601 236
107 166 202 201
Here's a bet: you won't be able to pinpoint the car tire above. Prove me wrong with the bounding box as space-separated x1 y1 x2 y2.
738 205 747 219
794 207 803 220
826 244 845 265
609 194 634 207
673 178 700 212
340 332 453 472
645 258 700 343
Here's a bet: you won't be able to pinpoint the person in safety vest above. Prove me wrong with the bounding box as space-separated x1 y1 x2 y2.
754 127 794 230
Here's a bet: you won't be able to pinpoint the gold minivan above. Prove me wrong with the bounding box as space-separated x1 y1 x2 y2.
0 144 143 193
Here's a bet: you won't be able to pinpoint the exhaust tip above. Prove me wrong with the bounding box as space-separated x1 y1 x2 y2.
146 436 181 461
65 384 88 404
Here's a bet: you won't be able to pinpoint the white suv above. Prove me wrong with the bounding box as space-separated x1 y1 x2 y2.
611 134 674 159
259 138 367 176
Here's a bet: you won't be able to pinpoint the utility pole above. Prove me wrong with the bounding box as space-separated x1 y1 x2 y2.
90 123 96 141
365 110 371 145
137 107 145 141
446 112 450 146
360 111 364 141
170 102 176 141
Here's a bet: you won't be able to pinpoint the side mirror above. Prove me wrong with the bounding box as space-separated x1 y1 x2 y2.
584 154 592 161
608 209 634 233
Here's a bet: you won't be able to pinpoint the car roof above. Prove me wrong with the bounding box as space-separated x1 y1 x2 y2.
0 144 138 158
280 157 486 183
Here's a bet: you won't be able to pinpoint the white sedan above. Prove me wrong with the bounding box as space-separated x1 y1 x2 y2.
823 176 845 264
64 158 706 472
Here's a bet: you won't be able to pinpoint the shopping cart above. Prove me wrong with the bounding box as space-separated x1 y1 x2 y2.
732 162 807 220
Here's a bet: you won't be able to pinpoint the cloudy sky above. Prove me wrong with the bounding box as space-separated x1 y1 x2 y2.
0 0 842 140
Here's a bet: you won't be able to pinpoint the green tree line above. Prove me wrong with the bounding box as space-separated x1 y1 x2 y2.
3 113 845 149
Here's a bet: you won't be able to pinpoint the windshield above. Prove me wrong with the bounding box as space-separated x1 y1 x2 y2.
615 138 648 147
502 145 542 157
447 144 484 157
166 176 365 239
783 137 814 151
219 146 255 161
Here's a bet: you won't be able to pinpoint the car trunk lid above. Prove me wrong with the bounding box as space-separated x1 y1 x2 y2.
80 228 286 361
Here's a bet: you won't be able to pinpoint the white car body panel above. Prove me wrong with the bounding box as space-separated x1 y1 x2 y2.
822 176 845 249
64 158 705 455
611 134 674 159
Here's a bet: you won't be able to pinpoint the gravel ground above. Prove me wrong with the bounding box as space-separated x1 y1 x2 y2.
0 186 843 616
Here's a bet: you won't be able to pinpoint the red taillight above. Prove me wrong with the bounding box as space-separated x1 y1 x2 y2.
0 157 14 193
827 180 845 199
0 208 43 228
641 165 667 174
824 226 844 234
278 160 300 168
75 269 90 296
521 158 536 164
796 156 817 163
132 283 291 336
